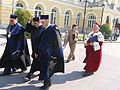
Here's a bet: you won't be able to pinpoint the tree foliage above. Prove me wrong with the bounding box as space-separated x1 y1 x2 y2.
14 9 32 27
100 23 111 39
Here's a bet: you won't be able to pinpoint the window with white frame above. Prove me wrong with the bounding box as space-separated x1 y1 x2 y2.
16 3 24 10
87 15 96 28
64 11 71 26
76 13 81 27
35 6 42 17
51 8 57 24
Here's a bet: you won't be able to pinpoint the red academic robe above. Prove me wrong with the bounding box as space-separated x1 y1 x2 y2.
83 40 103 73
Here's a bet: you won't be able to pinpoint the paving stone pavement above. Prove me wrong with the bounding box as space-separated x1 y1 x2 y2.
0 30 120 90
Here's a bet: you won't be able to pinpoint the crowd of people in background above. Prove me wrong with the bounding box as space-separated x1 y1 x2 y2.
111 24 120 41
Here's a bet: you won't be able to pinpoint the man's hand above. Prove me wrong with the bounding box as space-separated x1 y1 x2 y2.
31 53 38 59
35 53 38 59
51 56 57 63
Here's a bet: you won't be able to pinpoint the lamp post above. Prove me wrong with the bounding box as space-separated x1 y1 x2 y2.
82 0 89 41
100 4 105 25
12 0 14 14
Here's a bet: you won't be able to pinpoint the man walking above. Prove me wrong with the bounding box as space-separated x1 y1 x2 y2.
0 14 31 75
25 17 42 80
35 15 64 89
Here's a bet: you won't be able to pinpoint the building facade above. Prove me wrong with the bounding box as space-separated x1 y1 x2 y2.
0 0 120 32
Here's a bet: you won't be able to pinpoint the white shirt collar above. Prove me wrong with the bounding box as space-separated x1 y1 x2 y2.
45 24 51 30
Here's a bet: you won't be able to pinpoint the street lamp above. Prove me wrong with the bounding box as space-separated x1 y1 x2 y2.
12 0 14 14
100 4 105 25
82 0 90 41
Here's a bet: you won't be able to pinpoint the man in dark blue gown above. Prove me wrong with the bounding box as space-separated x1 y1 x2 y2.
35 15 64 89
0 14 31 75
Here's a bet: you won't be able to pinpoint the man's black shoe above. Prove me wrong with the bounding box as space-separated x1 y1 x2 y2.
40 82 52 89
0 68 11 76
26 73 33 79
24 73 34 82
21 68 27 72
65 60 70 63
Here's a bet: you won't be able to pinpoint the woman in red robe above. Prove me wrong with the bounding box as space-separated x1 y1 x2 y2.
83 23 104 77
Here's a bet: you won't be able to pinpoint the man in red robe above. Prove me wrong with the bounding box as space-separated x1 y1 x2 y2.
83 23 104 77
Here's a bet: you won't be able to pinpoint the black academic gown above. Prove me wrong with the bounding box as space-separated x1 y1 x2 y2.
25 22 42 73
0 23 31 71
35 25 64 81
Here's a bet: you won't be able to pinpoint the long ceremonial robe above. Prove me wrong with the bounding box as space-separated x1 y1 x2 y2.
83 31 104 73
0 23 31 70
35 25 64 80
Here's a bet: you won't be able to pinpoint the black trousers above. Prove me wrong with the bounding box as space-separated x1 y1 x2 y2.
29 58 41 74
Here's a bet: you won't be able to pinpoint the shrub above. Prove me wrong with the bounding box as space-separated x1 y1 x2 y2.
100 23 112 39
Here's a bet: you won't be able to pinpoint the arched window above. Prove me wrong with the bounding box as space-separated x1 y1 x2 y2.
64 11 71 26
115 18 119 24
16 3 24 10
35 6 42 17
112 18 116 25
76 13 81 27
51 8 57 24
87 15 96 28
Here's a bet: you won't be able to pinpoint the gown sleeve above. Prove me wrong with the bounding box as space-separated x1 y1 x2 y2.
52 29 63 58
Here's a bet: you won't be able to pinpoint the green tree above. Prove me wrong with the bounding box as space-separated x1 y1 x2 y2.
100 23 111 39
14 9 32 38
14 9 32 27
14 9 23 23
100 15 112 40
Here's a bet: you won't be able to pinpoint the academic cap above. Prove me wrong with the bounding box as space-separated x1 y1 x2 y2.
33 17 40 21
40 15 49 20
10 14 17 19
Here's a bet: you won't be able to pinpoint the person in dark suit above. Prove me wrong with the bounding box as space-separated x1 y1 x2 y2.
25 17 42 80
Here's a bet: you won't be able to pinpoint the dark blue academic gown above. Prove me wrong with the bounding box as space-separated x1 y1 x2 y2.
35 25 64 81
0 23 31 70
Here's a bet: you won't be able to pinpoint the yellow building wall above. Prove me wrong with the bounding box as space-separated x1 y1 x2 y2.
0 6 2 24
1 0 120 30
1 6 12 25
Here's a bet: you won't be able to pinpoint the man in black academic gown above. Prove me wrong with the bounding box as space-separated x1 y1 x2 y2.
0 14 31 75
25 17 42 80
35 15 64 89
